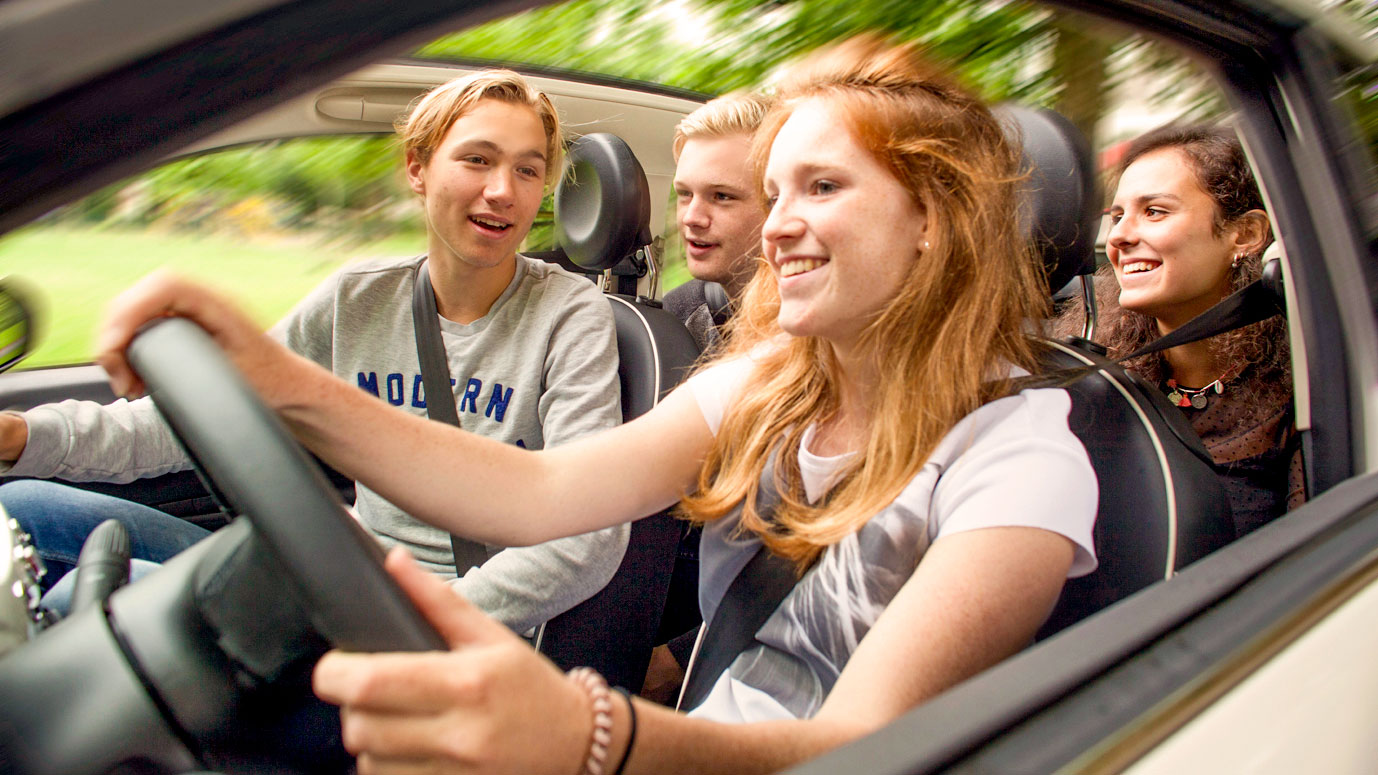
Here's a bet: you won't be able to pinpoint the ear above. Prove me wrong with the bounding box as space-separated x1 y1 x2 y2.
1230 209 1272 257
915 203 930 254
405 149 427 197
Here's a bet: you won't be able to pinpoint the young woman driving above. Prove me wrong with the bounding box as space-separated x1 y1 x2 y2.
97 35 1098 774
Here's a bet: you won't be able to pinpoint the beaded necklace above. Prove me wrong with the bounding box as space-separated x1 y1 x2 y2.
1165 375 1227 409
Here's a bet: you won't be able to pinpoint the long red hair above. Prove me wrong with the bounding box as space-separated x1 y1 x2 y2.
679 35 1048 569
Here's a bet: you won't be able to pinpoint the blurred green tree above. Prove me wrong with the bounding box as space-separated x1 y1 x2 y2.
418 0 1225 148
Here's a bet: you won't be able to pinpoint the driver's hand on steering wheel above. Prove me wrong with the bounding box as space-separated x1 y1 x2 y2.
97 270 306 407
314 548 598 775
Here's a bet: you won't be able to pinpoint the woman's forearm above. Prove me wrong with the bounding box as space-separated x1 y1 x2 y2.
623 702 864 775
275 354 708 545
274 358 591 544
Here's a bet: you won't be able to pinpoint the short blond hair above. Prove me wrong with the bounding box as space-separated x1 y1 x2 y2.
671 90 773 161
398 69 564 186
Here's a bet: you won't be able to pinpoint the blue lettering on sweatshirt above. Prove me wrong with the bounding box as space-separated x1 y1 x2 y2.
357 372 516 424
411 375 426 408
485 384 513 422
460 378 482 413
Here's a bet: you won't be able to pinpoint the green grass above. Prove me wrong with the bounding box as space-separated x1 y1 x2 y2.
0 225 424 369
1 223 696 370
659 257 692 293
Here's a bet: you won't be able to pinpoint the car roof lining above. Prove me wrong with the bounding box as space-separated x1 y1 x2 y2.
0 0 290 119
0 0 531 237
175 59 702 233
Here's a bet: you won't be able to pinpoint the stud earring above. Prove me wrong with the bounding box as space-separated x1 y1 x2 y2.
922 240 930 252
1231 253 1243 269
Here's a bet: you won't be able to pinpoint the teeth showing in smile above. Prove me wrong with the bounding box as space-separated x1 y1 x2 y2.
780 258 825 277
471 216 510 230
1122 261 1159 274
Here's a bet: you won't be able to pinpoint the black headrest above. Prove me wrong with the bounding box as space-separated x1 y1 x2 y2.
996 106 1100 294
554 133 653 272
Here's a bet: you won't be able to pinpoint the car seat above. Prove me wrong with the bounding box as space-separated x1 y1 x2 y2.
998 106 1235 638
531 133 702 689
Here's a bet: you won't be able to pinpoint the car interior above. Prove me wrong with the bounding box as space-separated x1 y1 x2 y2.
0 0 1374 772
0 85 1270 775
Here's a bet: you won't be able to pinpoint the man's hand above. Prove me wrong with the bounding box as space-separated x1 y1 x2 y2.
639 644 686 706
0 413 27 464
96 270 302 407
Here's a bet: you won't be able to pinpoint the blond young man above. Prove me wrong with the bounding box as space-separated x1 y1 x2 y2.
662 91 772 351
0 71 627 632
644 91 772 701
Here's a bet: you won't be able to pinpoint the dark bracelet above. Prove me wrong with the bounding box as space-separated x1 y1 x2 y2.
611 687 638 775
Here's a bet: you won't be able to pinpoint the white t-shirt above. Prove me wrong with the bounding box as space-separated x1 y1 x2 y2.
683 354 1098 722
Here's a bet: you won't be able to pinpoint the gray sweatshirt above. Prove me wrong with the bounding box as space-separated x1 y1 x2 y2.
2 253 627 632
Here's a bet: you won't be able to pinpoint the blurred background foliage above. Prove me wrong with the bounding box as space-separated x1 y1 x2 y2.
56 0 1249 249
422 0 1223 148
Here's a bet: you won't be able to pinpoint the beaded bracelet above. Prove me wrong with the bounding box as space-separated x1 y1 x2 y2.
567 667 614 775
610 687 637 775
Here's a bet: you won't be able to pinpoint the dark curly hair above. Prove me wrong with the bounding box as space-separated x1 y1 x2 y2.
1066 125 1292 414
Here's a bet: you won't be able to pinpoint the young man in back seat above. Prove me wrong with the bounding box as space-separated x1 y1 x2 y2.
662 91 772 352
0 69 627 633
646 91 772 702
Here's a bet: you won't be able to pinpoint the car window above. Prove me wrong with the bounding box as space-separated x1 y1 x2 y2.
0 135 556 370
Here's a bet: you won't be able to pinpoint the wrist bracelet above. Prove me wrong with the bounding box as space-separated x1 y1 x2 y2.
567 667 614 775
611 687 637 775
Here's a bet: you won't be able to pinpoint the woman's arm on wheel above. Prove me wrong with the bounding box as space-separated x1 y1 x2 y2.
315 527 1074 775
97 271 713 546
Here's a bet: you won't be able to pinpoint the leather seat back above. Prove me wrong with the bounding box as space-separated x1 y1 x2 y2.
535 133 700 688
998 106 1234 637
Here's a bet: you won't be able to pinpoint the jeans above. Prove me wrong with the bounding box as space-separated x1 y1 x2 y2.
0 480 211 603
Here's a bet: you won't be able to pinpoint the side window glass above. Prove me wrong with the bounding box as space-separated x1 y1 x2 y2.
0 135 470 369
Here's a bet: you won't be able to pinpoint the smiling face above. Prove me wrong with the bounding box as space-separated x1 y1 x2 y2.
406 98 548 275
761 99 928 351
1106 148 1245 330
674 133 765 297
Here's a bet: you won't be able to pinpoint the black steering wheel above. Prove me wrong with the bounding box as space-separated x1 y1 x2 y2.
127 317 445 653
0 318 447 775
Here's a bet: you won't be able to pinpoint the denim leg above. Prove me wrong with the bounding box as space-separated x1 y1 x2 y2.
0 480 210 592
42 558 163 617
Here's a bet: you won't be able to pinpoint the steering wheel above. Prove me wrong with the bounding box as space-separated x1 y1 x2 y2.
127 317 445 653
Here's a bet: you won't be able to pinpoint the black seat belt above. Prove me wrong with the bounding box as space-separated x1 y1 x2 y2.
677 544 795 711
678 462 798 712
411 260 491 573
1051 260 1286 385
703 281 732 328
1115 261 1285 363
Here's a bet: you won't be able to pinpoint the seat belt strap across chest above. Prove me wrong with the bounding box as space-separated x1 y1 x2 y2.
1117 272 1285 363
677 541 795 711
678 464 798 712
411 260 491 573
